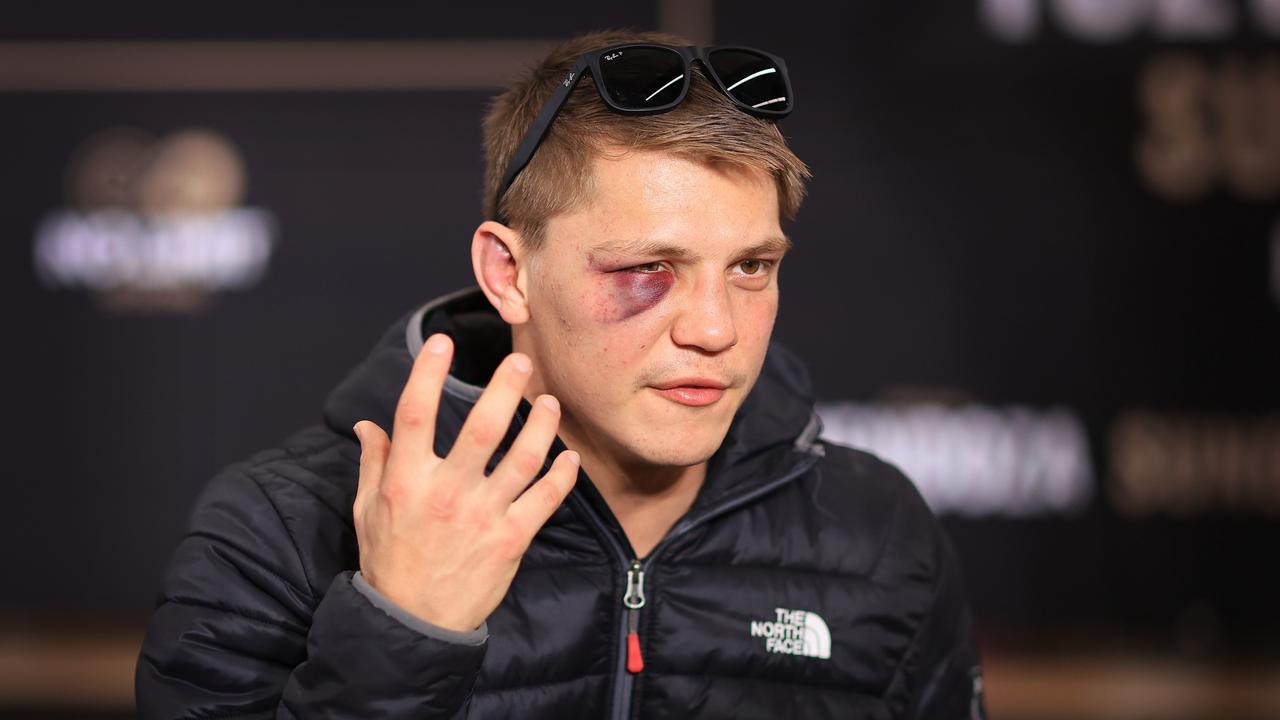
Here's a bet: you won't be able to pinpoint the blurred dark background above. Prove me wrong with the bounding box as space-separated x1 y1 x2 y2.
2 1 1278 718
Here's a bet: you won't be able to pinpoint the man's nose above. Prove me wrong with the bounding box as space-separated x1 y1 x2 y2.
670 271 738 352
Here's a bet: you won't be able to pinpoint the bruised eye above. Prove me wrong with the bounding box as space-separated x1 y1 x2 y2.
630 262 666 273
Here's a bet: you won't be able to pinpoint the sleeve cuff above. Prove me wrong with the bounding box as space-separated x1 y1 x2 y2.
352 571 489 647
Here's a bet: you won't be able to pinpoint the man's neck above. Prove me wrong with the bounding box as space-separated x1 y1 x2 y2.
555 417 707 559
591 460 706 561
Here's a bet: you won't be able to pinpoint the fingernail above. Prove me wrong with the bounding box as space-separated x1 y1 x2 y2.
511 354 532 373
426 334 450 354
539 395 559 412
352 422 363 441
566 450 580 465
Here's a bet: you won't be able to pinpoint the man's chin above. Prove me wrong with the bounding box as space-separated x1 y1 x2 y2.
626 442 720 469
623 422 730 468
635 389 738 446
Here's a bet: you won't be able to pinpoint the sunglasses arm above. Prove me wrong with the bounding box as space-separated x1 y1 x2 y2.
494 57 593 221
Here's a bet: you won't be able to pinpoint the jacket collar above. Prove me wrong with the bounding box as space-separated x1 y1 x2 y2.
323 286 823 523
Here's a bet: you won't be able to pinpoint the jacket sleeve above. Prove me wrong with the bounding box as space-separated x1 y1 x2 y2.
135 461 488 719
905 518 987 720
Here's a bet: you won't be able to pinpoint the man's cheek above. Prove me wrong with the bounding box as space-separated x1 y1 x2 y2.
745 290 779 332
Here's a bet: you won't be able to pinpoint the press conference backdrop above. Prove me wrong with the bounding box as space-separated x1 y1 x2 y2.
2 2 1278 718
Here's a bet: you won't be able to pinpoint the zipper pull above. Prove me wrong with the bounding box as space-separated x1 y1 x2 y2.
623 558 645 673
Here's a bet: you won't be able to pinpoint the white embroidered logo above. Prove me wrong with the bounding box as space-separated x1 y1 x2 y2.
749 607 831 659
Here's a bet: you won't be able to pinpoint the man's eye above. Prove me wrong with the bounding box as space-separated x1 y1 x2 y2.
738 259 773 275
630 262 665 273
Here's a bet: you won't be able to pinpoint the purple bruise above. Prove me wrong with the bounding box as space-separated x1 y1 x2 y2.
608 271 672 321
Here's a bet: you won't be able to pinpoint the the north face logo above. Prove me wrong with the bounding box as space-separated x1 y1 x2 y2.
749 607 831 659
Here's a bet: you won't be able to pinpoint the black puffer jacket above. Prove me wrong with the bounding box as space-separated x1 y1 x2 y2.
136 285 986 719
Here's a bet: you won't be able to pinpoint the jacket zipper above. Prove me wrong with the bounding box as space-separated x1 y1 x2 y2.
568 446 822 720
623 558 646 673
569 494 640 720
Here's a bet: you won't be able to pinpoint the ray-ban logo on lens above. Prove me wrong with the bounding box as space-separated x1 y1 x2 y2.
749 607 831 659
603 51 623 61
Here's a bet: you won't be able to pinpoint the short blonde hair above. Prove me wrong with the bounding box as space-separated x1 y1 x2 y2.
481 29 812 253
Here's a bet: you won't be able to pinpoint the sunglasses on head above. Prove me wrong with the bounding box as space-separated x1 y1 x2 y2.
494 42 794 221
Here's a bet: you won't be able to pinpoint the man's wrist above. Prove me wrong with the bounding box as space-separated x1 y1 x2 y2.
351 571 488 646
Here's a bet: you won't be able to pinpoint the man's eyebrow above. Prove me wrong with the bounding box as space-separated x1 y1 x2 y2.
592 235 793 259
742 235 793 257
593 238 696 260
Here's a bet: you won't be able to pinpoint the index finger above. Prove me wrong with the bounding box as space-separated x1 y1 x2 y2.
388 332 453 469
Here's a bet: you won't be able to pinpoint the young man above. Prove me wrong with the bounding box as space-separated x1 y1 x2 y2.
137 29 986 719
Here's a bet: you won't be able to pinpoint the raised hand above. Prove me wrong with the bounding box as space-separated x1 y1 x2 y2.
351 332 580 632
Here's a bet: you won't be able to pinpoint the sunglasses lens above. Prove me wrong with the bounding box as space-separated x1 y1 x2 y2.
707 49 790 114
598 46 687 110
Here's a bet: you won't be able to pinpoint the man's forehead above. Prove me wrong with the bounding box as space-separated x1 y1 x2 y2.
544 147 789 256
589 235 793 260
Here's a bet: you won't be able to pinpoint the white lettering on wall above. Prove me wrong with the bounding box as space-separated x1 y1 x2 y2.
34 208 276 292
980 0 1043 42
1052 0 1151 43
979 0 1275 42
1154 0 1238 37
816 402 1094 517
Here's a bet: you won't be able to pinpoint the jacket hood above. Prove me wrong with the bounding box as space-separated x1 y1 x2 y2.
323 285 823 522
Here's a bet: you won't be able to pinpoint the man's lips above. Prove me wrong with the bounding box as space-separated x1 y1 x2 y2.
651 377 729 390
650 377 729 407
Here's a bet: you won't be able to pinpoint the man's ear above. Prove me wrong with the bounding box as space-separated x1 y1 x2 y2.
472 220 531 325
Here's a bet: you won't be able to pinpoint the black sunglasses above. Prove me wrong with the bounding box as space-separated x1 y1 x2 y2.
494 43 794 221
